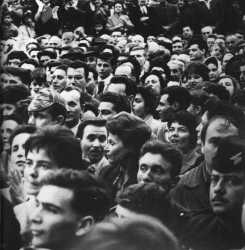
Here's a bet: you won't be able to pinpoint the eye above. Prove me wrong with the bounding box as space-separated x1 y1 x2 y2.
139 164 148 172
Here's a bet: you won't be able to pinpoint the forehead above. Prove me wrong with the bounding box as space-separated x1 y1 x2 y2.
99 101 114 110
212 169 245 178
12 132 30 145
130 49 144 56
83 124 107 136
160 94 169 102
206 118 238 139
38 185 74 208
74 67 85 75
145 74 158 81
61 90 80 101
139 152 172 168
107 83 126 94
169 121 187 128
97 58 111 65
53 69 66 75
1 119 18 128
189 44 199 50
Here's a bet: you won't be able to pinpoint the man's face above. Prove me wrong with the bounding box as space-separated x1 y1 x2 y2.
201 27 212 41
67 67 86 90
107 83 126 96
98 102 116 120
9 132 31 176
169 63 182 81
30 185 79 249
28 110 56 128
182 27 193 40
201 118 238 172
207 37 215 51
112 31 122 44
225 35 238 53
24 148 58 196
80 125 107 164
156 94 170 118
96 59 112 79
7 58 21 68
137 152 172 189
0 73 22 87
129 49 145 68
240 65 245 88
210 170 245 215
172 42 184 54
188 44 204 62
61 90 81 128
51 69 67 93
207 63 219 82
39 55 51 66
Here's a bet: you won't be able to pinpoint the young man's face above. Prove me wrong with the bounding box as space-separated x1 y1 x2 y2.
61 89 81 128
137 152 172 190
10 132 31 176
129 49 146 68
210 170 245 215
156 94 170 118
0 73 22 87
67 67 86 90
98 102 116 120
24 148 58 196
201 118 238 172
7 58 21 68
30 185 80 250
51 69 67 93
188 44 204 62
28 110 57 128
96 59 112 79
80 125 107 164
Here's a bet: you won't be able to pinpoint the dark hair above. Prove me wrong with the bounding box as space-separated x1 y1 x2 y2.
7 50 29 62
69 60 89 80
184 62 209 81
188 37 208 52
77 118 106 139
77 215 180 250
200 101 245 143
161 86 191 110
1 66 31 85
167 111 197 149
25 125 85 170
204 83 230 102
109 75 137 96
141 71 166 91
117 182 172 224
37 50 57 60
9 124 36 147
40 169 111 221
97 52 116 67
30 67 47 85
232 89 245 106
20 58 39 68
135 86 157 115
140 140 182 179
106 112 152 153
99 92 131 113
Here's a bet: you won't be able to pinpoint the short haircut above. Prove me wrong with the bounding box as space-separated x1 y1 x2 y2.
161 86 191 110
25 125 85 170
109 75 137 96
167 111 197 148
184 62 209 81
204 83 230 102
106 112 152 153
69 60 89 80
97 52 115 66
77 215 180 250
20 59 39 68
99 92 131 113
200 101 245 143
135 86 157 115
37 50 57 60
7 50 28 62
140 140 182 179
188 37 208 52
1 66 31 85
117 182 172 224
141 70 167 90
9 124 36 147
40 169 112 221
77 118 106 139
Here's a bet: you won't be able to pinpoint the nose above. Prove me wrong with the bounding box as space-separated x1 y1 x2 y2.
30 205 42 224
28 114 35 125
142 170 152 183
28 164 39 179
92 138 100 147
213 179 225 194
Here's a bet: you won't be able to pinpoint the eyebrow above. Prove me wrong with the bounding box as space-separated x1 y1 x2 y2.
41 201 63 212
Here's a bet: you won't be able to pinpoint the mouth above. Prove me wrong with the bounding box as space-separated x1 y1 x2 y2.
31 229 43 237
16 160 26 166
169 138 179 144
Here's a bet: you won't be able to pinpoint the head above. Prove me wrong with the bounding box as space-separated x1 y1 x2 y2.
50 65 67 93
67 61 88 91
30 169 111 250
106 112 151 165
96 52 114 80
98 92 131 120
137 140 182 190
172 40 184 55
28 88 67 128
6 51 29 68
76 214 180 250
225 34 238 53
129 46 146 70
24 125 84 196
217 75 240 98
201 26 213 41
60 88 81 128
188 38 207 62
132 86 157 119
166 111 197 153
8 124 36 176
182 26 193 40
210 136 245 217
204 57 221 83
77 119 107 164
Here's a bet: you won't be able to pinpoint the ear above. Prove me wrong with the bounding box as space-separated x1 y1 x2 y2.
172 101 180 111
56 115 65 125
75 216 95 236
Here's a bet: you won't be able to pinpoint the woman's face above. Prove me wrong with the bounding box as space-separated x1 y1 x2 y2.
114 3 123 13
207 63 219 82
185 73 203 90
106 133 129 165
144 75 161 95
132 93 146 118
166 121 191 152
218 77 235 96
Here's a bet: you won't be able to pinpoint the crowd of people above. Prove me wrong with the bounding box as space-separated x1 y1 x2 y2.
1 0 245 249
